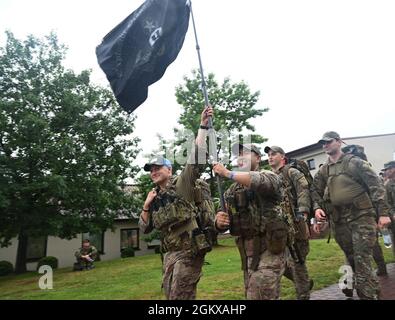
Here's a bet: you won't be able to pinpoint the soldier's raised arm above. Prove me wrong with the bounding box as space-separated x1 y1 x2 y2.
176 106 212 202
212 163 281 195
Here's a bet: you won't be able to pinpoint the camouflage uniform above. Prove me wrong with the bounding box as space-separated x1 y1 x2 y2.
74 245 98 269
385 176 395 256
312 153 389 299
139 149 214 300
223 169 288 300
277 165 312 300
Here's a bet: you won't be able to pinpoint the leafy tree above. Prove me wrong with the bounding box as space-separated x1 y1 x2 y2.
174 69 269 197
0 31 140 273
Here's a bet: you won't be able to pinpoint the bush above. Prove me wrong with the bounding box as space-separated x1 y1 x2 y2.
0 261 14 276
37 256 58 270
121 247 135 258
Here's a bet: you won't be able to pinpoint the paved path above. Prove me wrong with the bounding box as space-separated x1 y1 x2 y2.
310 263 395 300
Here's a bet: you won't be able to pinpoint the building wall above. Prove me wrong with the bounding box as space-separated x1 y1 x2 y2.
46 235 82 270
295 149 328 177
0 239 18 270
345 134 395 174
0 220 156 271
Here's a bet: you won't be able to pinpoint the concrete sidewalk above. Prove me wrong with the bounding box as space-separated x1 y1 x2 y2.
310 263 395 300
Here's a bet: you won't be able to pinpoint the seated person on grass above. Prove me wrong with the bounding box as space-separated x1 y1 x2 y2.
74 239 98 271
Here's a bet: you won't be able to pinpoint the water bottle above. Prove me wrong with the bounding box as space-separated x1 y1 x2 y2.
381 227 392 248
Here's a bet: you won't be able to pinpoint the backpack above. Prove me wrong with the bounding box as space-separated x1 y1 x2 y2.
287 158 315 187
341 144 368 161
283 158 315 218
321 145 369 190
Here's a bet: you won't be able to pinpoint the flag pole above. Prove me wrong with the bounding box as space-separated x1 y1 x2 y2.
189 1 226 211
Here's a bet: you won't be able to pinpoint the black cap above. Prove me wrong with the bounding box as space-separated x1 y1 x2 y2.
143 156 172 172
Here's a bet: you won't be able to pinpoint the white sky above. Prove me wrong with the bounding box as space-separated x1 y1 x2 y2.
1 0 395 169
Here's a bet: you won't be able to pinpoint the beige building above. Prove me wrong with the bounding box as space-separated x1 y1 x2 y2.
285 133 395 177
0 217 159 271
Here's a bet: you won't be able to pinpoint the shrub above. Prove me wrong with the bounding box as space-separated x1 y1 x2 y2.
0 261 14 276
121 247 135 258
37 256 58 270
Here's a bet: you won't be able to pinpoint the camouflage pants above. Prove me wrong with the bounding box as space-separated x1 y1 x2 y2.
75 257 94 268
162 251 204 300
243 250 286 300
390 216 395 256
334 215 379 300
372 233 385 267
284 239 311 300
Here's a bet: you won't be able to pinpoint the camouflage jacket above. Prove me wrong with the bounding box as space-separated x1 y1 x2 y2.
139 146 214 252
312 153 389 218
276 165 311 215
223 169 285 256
385 179 395 217
75 246 98 259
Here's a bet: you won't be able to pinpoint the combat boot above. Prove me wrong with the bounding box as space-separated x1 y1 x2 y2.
342 288 354 298
309 279 314 290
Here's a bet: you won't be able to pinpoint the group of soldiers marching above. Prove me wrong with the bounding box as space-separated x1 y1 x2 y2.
139 105 395 300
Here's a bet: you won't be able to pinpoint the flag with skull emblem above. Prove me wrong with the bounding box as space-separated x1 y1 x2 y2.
96 0 191 113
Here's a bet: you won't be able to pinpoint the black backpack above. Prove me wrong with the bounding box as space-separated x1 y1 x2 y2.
287 158 314 187
341 144 368 161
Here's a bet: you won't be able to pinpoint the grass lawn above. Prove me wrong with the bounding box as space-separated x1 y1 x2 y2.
0 237 394 300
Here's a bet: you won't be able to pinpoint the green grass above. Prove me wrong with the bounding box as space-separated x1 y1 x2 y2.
0 237 394 300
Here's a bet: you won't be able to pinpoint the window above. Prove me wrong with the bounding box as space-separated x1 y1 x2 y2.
121 229 140 251
26 236 47 261
307 159 316 170
82 232 104 254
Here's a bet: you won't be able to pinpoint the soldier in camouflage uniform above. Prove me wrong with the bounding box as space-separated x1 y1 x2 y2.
265 145 313 300
214 143 289 300
139 106 215 300
195 179 217 247
383 160 395 256
312 131 391 300
74 239 98 271
342 144 388 276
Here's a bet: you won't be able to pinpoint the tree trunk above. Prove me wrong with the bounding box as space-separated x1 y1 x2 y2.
15 232 28 274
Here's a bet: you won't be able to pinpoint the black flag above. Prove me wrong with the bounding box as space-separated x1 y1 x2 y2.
96 0 191 113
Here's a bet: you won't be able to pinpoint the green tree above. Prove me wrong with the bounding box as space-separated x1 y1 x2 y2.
0 31 140 273
174 69 269 197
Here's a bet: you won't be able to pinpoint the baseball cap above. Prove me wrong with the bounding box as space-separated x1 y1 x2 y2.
264 146 285 155
318 131 341 144
231 143 262 157
143 156 172 172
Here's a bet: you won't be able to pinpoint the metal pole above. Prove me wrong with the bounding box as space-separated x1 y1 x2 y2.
189 1 226 211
